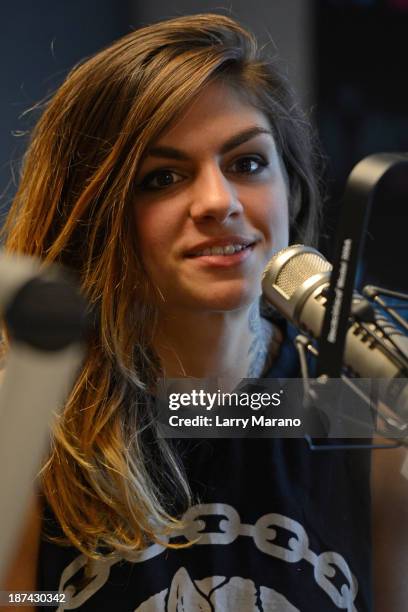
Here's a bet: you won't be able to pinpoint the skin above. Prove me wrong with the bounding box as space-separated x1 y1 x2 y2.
133 81 289 381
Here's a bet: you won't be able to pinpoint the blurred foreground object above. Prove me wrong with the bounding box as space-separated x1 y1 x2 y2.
0 251 88 582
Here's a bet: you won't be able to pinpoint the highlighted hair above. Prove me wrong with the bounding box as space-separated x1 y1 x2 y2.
2 13 321 557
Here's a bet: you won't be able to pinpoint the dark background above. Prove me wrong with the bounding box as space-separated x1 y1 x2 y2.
1 0 407 297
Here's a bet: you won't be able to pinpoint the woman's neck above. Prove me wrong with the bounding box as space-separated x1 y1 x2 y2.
153 299 279 381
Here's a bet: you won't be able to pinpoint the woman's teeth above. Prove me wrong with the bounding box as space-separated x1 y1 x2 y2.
194 244 250 257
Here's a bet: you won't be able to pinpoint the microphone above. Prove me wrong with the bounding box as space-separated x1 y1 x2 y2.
262 244 408 420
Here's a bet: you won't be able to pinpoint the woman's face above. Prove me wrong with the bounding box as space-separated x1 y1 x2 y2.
133 81 289 313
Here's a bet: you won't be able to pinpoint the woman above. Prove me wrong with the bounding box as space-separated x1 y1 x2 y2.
2 13 407 612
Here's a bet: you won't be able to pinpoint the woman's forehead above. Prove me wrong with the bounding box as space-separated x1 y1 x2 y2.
146 81 276 156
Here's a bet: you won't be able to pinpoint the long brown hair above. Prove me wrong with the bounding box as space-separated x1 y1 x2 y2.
2 13 322 557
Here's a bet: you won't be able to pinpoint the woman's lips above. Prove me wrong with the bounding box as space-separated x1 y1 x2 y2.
185 242 256 267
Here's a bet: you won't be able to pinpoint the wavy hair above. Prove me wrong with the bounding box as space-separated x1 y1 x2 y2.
2 13 322 557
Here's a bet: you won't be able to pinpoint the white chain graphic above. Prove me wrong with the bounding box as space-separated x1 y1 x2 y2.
57 503 359 611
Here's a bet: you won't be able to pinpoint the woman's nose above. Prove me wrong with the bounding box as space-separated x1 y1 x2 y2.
189 164 243 224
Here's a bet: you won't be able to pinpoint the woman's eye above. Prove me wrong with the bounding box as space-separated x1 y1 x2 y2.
229 156 267 175
140 170 183 191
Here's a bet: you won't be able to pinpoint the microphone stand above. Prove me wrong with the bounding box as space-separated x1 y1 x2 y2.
295 330 408 451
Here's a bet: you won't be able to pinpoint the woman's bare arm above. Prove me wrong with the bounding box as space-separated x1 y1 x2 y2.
371 440 408 612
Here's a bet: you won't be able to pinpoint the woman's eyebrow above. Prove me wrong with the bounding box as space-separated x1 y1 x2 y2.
146 126 273 160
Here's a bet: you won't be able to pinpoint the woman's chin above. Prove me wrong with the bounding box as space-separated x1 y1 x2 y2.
178 285 260 313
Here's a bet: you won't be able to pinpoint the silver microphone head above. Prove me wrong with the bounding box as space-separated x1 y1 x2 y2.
262 244 332 326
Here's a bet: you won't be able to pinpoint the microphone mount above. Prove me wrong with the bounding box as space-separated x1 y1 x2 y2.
295 286 408 451
317 153 408 378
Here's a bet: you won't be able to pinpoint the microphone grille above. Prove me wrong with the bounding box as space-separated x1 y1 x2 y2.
276 251 331 299
262 245 332 324
263 245 332 300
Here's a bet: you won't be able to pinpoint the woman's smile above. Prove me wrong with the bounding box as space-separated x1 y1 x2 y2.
184 240 257 268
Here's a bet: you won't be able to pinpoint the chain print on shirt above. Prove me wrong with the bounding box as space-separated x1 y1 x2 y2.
56 503 359 611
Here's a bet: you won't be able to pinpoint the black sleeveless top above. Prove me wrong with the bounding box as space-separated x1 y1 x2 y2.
37 322 372 611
